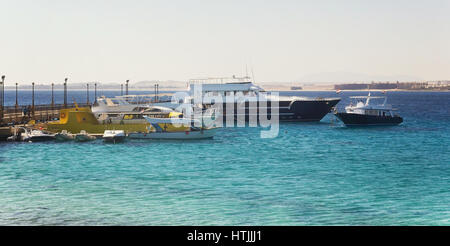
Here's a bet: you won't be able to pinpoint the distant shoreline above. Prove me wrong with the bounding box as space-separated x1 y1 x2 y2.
4 88 449 93
268 88 450 92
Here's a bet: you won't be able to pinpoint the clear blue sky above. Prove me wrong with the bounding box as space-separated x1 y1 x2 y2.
1 0 449 84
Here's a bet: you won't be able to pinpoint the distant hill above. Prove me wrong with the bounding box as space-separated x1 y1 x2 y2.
133 80 188 89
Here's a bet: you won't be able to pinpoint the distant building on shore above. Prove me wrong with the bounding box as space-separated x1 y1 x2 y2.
334 81 450 91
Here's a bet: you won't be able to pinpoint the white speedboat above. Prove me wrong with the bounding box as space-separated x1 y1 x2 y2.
102 130 126 143
55 130 75 141
75 130 97 142
21 129 55 142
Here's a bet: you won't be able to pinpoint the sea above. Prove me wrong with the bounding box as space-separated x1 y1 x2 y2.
0 90 449 225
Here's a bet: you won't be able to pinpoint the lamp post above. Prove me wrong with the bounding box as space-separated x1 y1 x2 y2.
121 84 123 96
51 83 54 118
1 75 4 122
94 83 97 104
64 78 68 108
15 83 18 120
51 83 54 107
15 83 18 108
154 84 157 102
32 82 35 117
86 83 89 105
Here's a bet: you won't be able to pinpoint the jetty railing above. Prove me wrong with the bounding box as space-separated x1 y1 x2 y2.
0 103 91 125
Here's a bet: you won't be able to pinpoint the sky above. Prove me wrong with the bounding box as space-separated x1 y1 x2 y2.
1 0 449 84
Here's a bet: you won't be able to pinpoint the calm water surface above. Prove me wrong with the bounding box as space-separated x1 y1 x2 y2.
0 91 449 225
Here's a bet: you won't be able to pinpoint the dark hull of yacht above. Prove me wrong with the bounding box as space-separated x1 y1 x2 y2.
335 113 403 126
213 98 341 122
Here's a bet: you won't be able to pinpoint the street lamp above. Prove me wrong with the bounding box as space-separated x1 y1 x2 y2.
86 83 89 105
64 78 68 108
1 75 5 121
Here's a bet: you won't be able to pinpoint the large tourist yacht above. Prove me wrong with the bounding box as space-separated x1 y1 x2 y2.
92 76 340 123
182 76 341 122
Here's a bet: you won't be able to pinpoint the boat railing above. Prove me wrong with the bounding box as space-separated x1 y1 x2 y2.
189 76 253 84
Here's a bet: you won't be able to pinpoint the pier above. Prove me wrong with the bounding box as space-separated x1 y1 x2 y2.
0 75 165 140
0 76 92 126
1 103 90 125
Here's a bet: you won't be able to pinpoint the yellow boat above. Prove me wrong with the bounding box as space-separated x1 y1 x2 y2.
46 107 190 134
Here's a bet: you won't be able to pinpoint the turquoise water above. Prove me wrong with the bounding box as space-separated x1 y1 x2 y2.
1 91 449 225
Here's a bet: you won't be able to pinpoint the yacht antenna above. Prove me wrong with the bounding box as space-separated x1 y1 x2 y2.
245 64 249 78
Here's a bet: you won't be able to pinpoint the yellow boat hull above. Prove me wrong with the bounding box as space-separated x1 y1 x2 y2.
46 107 190 134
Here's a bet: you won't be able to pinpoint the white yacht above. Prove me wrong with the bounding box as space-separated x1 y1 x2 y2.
93 76 341 123
178 76 341 122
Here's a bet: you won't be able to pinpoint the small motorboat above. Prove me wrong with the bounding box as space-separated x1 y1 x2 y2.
55 130 75 141
21 129 55 142
334 92 403 126
102 130 126 143
75 130 97 142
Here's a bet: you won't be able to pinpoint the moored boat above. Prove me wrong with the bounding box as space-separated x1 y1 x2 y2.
21 129 55 142
334 92 403 126
46 107 150 134
102 130 126 143
55 130 75 141
128 127 217 140
75 130 97 142
127 115 218 140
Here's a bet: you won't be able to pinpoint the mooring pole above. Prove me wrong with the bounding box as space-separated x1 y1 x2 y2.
64 78 68 108
156 83 159 102
32 82 35 117
86 83 90 105
121 84 123 96
126 80 129 96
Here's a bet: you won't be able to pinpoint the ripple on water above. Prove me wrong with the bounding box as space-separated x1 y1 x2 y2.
0 92 449 225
